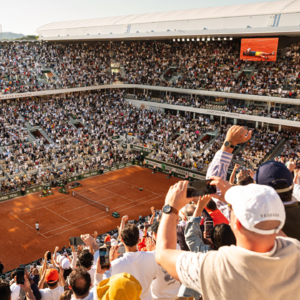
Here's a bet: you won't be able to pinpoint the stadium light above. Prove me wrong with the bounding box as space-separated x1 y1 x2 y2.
197 38 200 41
207 38 211 41
173 39 176 42
230 37 233 40
182 38 185 41
224 38 227 40
202 38 205 41
218 38 221 41
177 39 180 42
212 38 215 41
187 38 190 41
191 38 195 41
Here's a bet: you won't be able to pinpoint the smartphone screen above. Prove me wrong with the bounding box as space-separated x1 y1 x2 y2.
69 237 85 246
99 248 110 269
204 221 214 239
117 245 125 254
16 267 25 284
186 180 216 198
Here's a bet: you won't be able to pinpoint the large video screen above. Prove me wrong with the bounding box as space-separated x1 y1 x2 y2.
240 38 278 62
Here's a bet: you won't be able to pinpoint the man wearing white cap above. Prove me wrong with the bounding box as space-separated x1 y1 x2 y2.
156 181 300 300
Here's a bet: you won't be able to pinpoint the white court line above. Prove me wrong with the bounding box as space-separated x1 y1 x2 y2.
42 192 156 234
44 194 163 238
60 194 118 215
10 213 47 239
12 181 125 216
11 173 165 238
45 207 74 224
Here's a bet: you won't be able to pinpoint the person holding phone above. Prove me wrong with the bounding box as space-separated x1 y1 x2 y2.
156 180 300 300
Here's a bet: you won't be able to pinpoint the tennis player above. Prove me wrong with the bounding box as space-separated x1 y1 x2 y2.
243 48 275 60
35 222 40 235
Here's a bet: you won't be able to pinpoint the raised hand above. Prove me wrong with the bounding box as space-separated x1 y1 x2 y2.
145 237 156 251
150 206 155 214
225 126 252 146
165 181 189 211
109 245 121 262
209 176 232 198
122 215 128 222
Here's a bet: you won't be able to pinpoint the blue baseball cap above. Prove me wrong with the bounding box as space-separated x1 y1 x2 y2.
254 161 293 190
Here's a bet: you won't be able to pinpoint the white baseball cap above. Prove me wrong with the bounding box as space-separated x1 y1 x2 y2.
61 257 70 270
225 184 286 235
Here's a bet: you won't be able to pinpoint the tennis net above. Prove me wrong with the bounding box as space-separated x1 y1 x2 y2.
72 191 109 213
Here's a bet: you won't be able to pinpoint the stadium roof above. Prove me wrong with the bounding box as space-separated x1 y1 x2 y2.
37 0 300 40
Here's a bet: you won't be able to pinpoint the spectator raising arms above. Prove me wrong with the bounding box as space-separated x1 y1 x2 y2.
155 180 300 300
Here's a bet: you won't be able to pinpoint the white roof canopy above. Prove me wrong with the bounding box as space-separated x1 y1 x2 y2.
37 0 300 40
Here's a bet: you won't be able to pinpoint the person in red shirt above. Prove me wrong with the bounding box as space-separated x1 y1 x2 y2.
200 200 229 226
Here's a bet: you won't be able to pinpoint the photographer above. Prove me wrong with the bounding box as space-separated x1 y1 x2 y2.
156 180 300 299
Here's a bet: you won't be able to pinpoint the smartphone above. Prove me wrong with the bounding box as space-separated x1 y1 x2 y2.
186 180 216 198
204 221 214 239
69 237 85 246
47 252 52 261
296 162 300 169
99 244 111 269
117 244 125 254
16 267 25 284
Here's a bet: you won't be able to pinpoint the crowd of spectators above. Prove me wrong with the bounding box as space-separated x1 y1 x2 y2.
1 125 300 300
0 42 114 94
2 40 300 99
0 87 294 194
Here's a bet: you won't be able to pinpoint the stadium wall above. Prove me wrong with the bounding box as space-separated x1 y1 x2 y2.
1 84 300 105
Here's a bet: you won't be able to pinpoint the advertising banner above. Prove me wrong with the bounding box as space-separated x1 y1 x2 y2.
240 38 278 61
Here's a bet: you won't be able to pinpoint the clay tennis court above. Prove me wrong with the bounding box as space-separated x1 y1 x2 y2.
0 166 179 271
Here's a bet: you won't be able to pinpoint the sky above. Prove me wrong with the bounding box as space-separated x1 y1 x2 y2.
1 0 278 35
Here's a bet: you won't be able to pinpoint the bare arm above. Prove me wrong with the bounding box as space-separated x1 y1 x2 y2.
193 195 212 218
149 206 155 225
156 181 191 281
294 170 299 184
59 267 66 287
229 164 239 185
38 269 46 290
117 215 128 241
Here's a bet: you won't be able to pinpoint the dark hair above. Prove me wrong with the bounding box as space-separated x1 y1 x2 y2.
78 250 94 269
69 267 91 297
63 268 72 280
59 290 73 300
206 199 217 211
272 182 293 202
11 271 17 279
121 224 139 247
185 205 195 216
237 176 254 186
211 224 236 250
47 281 58 287
0 280 11 300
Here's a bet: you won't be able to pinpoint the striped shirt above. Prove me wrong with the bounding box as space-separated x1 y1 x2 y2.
206 150 233 221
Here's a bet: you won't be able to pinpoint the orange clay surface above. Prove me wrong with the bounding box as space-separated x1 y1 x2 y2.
0 166 179 271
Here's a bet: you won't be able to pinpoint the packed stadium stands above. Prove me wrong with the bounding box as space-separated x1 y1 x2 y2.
2 1 300 300
2 40 300 99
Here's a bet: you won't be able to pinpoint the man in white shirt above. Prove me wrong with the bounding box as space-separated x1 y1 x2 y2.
39 268 64 300
155 181 300 300
69 267 93 300
110 223 160 300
